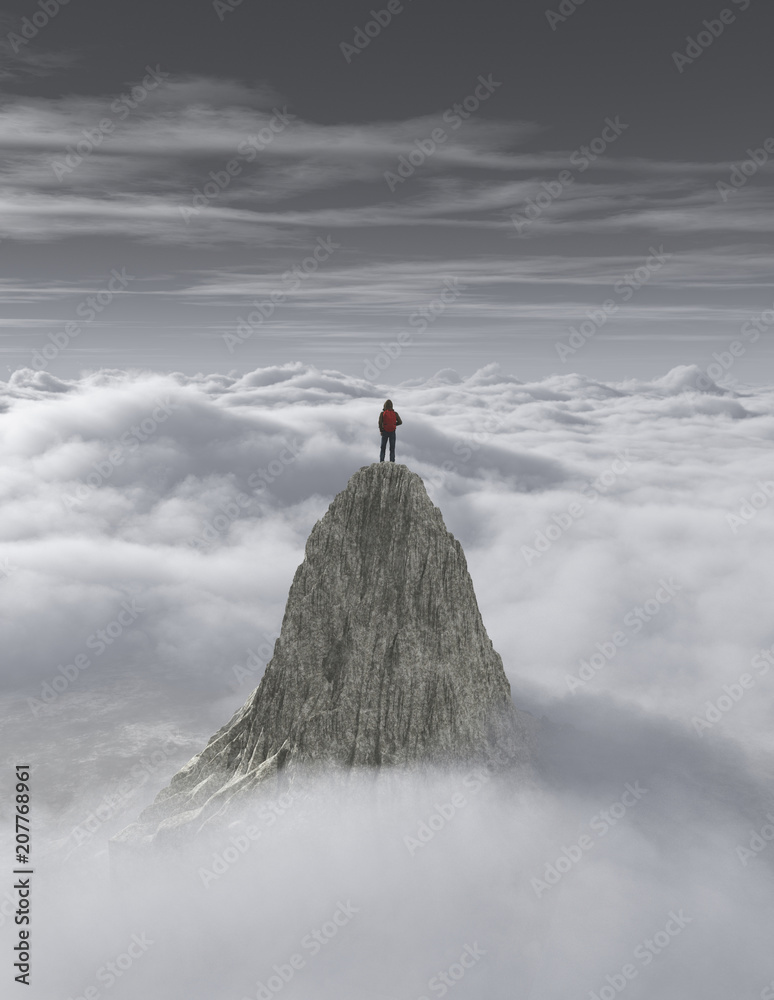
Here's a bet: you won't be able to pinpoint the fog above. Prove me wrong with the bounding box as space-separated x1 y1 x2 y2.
1 361 773 999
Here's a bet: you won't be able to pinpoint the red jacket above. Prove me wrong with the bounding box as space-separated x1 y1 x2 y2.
379 409 402 433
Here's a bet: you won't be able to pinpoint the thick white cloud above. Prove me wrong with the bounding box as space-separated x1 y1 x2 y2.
1 361 773 999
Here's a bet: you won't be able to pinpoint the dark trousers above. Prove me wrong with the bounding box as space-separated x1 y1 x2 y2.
380 431 396 462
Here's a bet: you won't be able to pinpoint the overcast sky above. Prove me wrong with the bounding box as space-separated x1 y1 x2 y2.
1 0 773 383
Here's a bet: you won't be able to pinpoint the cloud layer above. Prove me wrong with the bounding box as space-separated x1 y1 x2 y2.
1 362 773 999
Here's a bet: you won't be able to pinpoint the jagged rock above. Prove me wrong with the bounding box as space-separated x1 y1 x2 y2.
112 462 536 850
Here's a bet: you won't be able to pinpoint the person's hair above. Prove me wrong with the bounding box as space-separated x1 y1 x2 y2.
384 399 393 409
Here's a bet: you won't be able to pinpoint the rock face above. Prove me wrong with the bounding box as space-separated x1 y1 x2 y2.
114 462 536 847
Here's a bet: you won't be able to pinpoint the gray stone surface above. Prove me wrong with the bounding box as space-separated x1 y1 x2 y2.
113 462 536 848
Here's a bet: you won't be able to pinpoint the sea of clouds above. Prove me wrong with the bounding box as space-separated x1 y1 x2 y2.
1 360 773 1000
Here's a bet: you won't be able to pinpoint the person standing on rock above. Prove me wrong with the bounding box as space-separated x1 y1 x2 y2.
378 399 402 462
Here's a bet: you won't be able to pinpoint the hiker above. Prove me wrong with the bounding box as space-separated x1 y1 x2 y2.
378 399 402 462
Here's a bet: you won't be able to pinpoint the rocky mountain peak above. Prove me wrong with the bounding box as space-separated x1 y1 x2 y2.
113 462 536 847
